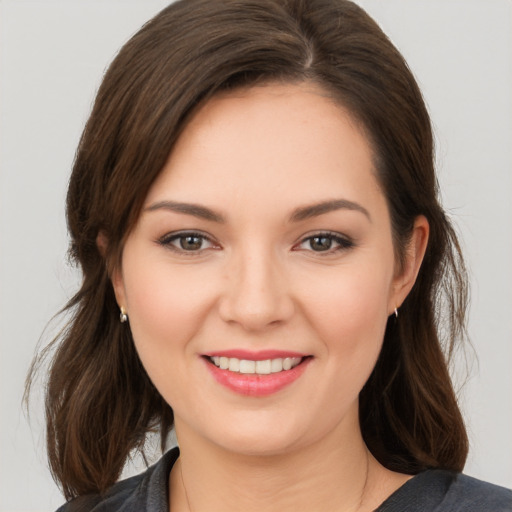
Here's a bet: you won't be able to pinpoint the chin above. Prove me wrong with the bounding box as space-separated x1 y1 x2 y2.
216 434 301 458
198 412 318 458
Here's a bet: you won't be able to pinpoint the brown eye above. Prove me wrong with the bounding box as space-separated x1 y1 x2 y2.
295 232 354 254
179 235 204 251
310 236 333 251
159 231 217 253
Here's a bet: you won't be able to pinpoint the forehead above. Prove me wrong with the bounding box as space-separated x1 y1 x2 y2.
144 82 382 214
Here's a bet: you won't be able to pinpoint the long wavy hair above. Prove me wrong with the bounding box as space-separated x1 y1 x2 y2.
27 0 469 500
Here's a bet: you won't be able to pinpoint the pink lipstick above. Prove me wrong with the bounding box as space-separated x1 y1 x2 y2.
202 350 311 397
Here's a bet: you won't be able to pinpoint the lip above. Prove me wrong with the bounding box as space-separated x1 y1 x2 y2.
202 354 312 397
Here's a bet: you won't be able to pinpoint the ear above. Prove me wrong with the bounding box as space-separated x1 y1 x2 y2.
389 215 429 313
96 231 127 309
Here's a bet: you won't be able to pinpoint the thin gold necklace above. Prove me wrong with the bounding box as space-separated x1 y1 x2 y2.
180 460 193 512
356 450 371 512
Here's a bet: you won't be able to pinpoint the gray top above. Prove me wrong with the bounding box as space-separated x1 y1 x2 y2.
57 447 512 512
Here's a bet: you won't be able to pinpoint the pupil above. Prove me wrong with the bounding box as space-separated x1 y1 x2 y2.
311 236 331 251
181 236 202 250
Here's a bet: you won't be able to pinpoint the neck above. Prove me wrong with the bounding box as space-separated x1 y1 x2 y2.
169 414 392 512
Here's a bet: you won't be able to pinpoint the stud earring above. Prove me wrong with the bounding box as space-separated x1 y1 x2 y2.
120 307 128 323
394 306 399 318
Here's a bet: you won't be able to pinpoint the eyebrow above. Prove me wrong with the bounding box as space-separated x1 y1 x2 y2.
144 198 371 224
144 200 226 223
289 199 371 223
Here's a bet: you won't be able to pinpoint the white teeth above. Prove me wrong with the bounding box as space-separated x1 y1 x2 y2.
228 358 240 372
239 360 256 374
210 356 302 374
255 360 271 375
271 358 283 373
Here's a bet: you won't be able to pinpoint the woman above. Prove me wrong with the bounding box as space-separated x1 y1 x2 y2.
30 0 510 510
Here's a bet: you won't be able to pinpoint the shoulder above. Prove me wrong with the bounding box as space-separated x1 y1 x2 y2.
442 472 512 511
55 447 179 512
378 469 512 512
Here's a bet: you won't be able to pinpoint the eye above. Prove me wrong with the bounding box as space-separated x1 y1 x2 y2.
295 232 354 254
158 231 218 253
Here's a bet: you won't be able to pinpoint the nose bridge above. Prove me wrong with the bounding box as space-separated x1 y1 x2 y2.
219 241 294 330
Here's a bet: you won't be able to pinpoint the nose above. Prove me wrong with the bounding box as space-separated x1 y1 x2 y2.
218 247 295 332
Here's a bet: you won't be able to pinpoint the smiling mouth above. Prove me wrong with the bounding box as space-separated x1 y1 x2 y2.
206 356 305 375
203 353 312 396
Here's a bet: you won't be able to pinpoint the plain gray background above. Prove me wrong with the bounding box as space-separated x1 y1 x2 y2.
1 1 511 510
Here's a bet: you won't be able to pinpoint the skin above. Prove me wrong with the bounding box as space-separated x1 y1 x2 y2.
111 83 429 511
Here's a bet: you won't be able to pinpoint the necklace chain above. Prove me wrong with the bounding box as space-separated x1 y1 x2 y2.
180 460 193 512
356 449 371 512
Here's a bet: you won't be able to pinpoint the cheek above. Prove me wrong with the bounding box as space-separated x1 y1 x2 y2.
300 261 392 361
121 262 220 410
120 252 216 366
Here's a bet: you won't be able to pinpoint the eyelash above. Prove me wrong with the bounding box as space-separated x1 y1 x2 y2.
157 231 218 255
294 231 355 254
157 231 355 256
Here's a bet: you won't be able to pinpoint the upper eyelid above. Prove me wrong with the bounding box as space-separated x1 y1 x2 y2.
293 231 354 252
296 230 352 244
158 230 219 251
159 229 215 241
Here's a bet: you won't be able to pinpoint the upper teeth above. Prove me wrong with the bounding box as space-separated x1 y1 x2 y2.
210 356 302 374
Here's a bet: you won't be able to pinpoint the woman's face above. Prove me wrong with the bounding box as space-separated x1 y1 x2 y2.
113 83 424 456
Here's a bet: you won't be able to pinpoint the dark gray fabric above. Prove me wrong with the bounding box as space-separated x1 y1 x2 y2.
57 447 512 511
377 468 512 511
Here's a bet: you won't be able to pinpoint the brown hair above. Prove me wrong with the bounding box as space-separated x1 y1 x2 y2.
28 0 469 500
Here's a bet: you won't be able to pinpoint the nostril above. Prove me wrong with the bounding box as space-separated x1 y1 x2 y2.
217 287 295 331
